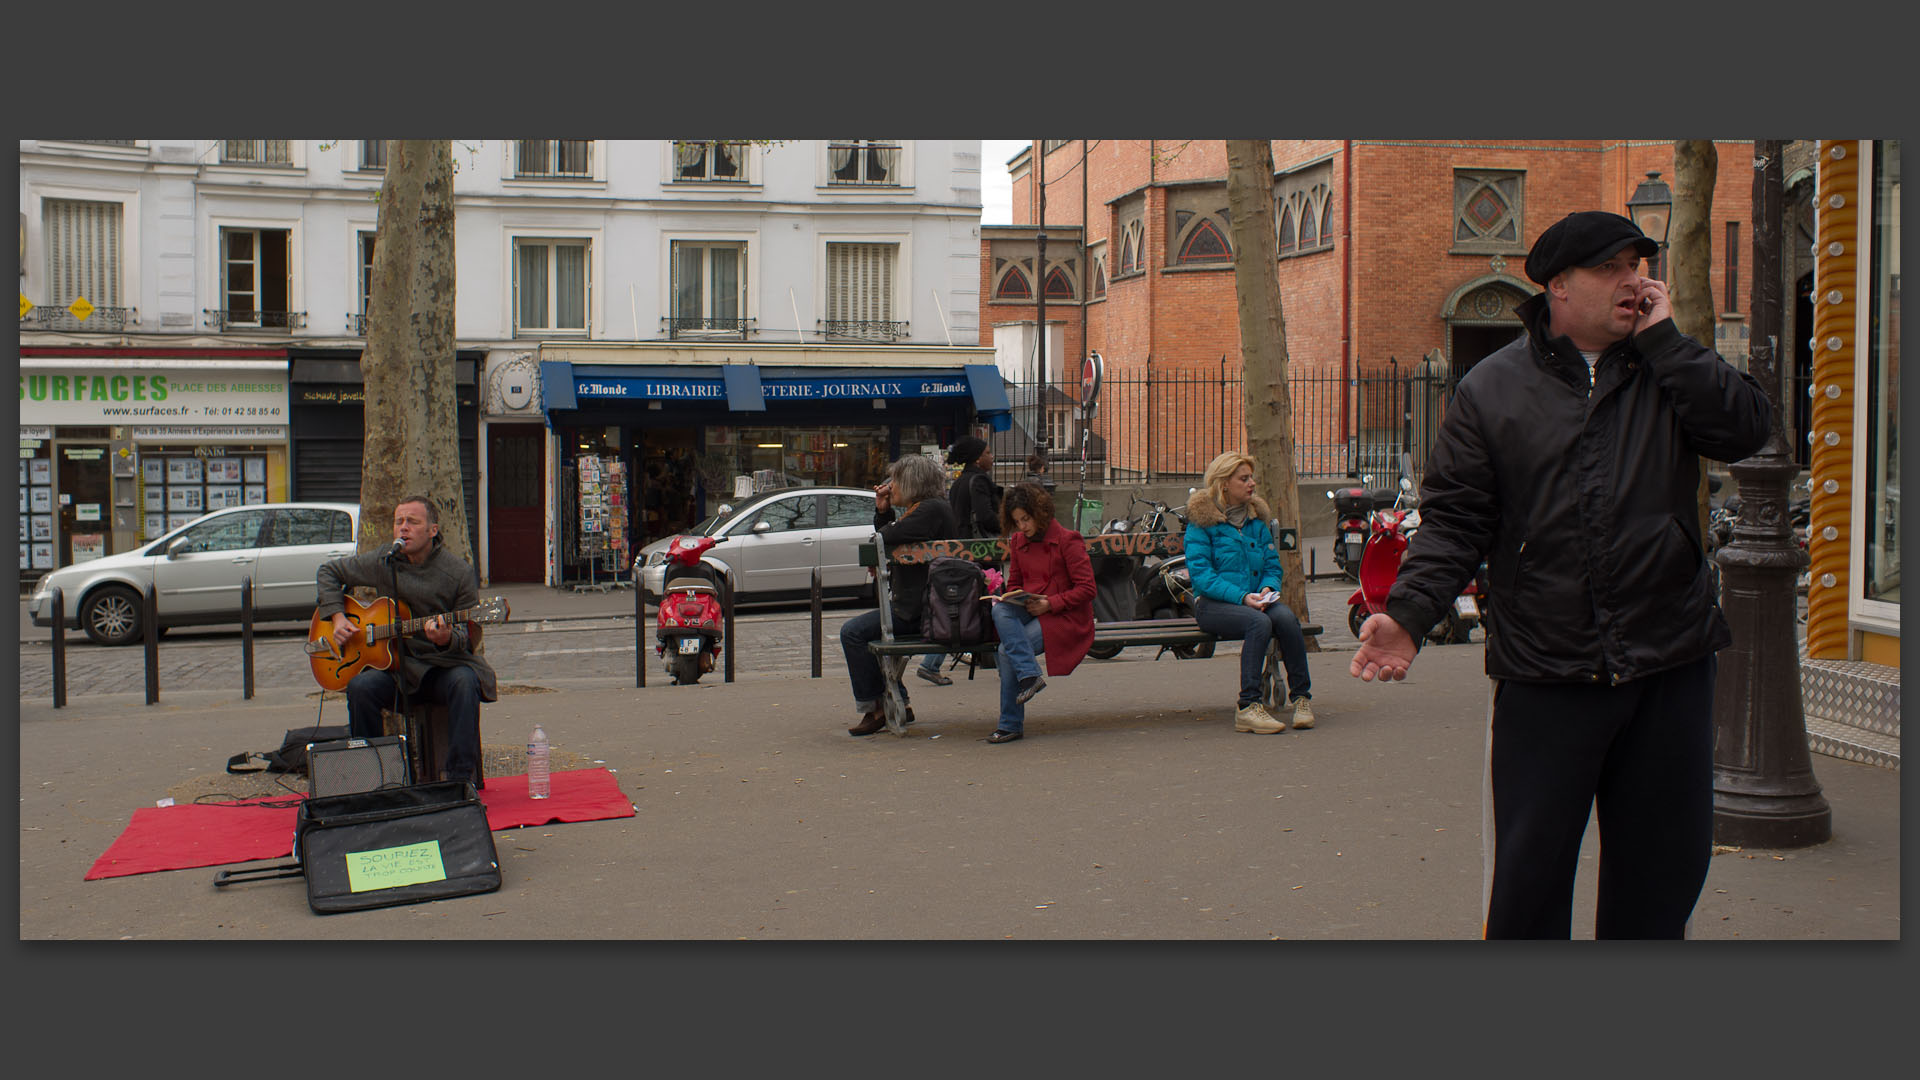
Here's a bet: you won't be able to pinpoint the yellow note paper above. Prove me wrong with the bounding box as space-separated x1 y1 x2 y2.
345 840 447 893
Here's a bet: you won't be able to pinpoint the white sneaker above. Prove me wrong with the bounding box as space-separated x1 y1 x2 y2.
1290 697 1315 730
1234 702 1284 734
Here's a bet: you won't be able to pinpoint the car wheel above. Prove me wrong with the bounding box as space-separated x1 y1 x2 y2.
1347 604 1368 639
1086 642 1124 660
82 585 143 646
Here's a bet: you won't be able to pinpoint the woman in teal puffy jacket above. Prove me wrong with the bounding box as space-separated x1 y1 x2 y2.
1183 450 1313 734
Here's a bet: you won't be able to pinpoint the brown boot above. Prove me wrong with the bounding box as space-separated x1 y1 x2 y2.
848 709 887 736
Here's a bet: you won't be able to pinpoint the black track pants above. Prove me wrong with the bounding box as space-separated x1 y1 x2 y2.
1484 656 1716 939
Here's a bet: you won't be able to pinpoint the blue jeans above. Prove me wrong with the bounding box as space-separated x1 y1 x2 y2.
345 665 483 783
991 601 1046 734
1191 594 1311 708
840 608 912 713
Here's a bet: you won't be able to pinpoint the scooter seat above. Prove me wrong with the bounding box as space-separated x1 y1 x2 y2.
664 578 719 595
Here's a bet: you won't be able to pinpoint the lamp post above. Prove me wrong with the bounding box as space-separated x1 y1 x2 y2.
1625 170 1672 279
1709 140 1831 848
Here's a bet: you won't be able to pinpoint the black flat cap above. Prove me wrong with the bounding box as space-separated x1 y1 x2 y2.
1524 211 1659 285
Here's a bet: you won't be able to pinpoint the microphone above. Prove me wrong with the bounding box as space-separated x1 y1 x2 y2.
384 539 407 563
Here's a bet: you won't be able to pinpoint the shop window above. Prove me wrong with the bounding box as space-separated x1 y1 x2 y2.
515 238 590 335
42 198 122 313
825 242 902 339
1860 140 1900 609
673 140 746 182
219 227 295 329
356 231 376 333
827 140 901 186
1453 168 1525 253
670 241 747 336
516 140 592 179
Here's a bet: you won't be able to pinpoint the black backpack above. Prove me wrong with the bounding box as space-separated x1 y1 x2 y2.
922 556 990 646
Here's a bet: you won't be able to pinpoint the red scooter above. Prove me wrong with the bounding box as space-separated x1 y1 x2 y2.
655 533 729 684
1345 477 1488 645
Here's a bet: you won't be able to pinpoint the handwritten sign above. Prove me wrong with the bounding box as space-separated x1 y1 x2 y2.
345 840 447 893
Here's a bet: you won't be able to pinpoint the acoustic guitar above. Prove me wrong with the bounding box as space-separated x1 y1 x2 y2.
305 594 511 692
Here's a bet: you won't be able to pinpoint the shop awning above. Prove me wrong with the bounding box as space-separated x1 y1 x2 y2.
538 361 1011 426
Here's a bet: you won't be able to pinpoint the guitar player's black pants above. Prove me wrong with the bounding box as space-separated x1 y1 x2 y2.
345 666 483 785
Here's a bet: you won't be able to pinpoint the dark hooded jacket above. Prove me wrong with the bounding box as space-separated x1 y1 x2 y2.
949 465 1003 539
1384 294 1770 685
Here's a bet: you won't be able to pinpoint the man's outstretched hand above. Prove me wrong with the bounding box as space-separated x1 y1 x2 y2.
1350 613 1417 682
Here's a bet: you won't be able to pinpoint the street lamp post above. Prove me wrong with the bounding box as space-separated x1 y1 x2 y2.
1625 171 1672 279
1709 140 1832 848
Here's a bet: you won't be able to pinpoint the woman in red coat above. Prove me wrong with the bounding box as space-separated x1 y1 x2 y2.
986 483 1095 743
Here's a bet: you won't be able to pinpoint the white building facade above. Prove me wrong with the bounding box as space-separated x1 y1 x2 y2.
19 139 995 586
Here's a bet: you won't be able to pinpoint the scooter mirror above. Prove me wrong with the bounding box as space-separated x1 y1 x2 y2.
1400 477 1414 492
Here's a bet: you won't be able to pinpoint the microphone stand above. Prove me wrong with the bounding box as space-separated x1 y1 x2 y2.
387 543 412 721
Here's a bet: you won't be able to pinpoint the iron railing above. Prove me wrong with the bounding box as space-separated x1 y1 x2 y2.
515 139 593 178
222 140 292 165
671 140 749 182
204 309 307 331
825 142 902 186
993 359 1460 483
663 316 753 340
818 319 908 342
358 140 386 171
20 306 138 332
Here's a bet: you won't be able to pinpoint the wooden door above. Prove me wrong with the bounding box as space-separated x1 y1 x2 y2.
486 424 545 582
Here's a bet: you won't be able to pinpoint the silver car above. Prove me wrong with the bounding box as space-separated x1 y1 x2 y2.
635 486 877 603
28 502 361 646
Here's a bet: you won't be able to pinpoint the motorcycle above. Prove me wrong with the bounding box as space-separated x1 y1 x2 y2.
1345 475 1488 646
1084 494 1211 660
1326 477 1399 581
654 533 730 685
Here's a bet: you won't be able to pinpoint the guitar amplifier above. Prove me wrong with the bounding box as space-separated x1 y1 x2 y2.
307 735 412 798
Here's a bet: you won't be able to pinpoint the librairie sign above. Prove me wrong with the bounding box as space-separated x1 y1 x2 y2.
19 360 288 427
573 374 971 401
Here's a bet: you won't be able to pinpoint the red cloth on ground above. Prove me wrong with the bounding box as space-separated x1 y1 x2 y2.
83 768 634 880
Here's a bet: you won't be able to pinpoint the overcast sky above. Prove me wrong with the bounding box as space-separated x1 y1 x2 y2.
979 139 1026 225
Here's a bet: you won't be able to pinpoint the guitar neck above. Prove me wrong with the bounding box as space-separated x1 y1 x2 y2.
373 605 479 642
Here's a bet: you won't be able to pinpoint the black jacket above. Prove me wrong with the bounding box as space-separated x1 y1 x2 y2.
876 496 958 629
1385 294 1771 685
949 466 1002 538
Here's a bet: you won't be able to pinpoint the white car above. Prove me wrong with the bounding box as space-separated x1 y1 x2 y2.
635 486 878 603
28 502 361 646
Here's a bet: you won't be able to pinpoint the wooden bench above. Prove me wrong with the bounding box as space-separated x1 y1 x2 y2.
860 532 1319 736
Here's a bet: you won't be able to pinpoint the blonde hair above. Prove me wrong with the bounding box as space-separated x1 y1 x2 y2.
1202 450 1258 506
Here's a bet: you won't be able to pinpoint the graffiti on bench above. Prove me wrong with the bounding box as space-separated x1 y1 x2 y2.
885 531 1186 566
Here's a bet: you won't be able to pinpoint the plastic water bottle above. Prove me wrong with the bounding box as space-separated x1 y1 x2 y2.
527 724 551 799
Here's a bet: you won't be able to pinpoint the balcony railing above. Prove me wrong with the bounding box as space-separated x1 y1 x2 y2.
204 309 307 331
826 142 901 186
663 316 753 340
20 306 138 332
222 140 292 166
819 319 909 342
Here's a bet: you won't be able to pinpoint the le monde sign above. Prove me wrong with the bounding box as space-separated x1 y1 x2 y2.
19 360 288 426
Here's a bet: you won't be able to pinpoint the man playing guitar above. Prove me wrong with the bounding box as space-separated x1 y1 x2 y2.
316 494 497 785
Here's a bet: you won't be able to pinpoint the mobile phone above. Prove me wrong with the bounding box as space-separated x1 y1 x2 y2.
1638 296 1655 315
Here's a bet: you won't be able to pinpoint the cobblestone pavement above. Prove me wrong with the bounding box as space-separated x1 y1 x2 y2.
16 578 1375 702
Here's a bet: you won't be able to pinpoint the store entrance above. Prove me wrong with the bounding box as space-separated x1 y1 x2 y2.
57 443 113 566
486 423 546 583
637 428 700 547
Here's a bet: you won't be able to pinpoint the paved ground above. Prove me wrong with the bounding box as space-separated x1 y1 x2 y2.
14 570 1898 941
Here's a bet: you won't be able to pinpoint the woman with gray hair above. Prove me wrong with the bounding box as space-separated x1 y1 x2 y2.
841 453 958 736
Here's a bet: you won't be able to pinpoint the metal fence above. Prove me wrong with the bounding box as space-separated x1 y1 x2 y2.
1000 358 1460 484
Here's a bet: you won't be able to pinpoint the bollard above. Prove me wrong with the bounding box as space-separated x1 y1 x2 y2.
722 573 735 684
634 573 646 688
810 568 823 679
144 582 160 705
1309 546 1316 582
50 587 66 709
240 576 255 700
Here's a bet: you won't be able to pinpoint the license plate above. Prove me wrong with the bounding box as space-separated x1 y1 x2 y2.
1345 532 1365 545
676 637 703 655
1454 595 1479 618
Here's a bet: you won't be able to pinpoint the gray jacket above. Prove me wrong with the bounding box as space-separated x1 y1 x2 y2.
316 537 498 701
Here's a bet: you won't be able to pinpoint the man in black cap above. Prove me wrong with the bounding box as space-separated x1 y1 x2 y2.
1348 210 1771 938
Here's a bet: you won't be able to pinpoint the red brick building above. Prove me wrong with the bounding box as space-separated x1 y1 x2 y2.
980 139 1758 478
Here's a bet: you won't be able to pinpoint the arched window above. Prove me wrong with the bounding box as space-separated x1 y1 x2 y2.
1176 217 1231 263
1119 223 1141 275
1091 255 1107 299
1319 196 1335 246
995 265 1032 300
1043 265 1076 300
1278 207 1296 254
1299 202 1317 251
